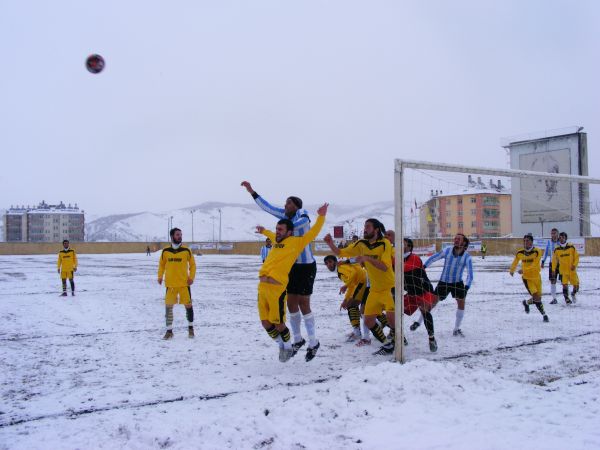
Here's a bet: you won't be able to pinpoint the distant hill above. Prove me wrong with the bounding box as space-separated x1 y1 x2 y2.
84 201 395 242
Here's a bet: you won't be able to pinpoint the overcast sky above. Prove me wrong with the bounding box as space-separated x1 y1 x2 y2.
1 0 599 215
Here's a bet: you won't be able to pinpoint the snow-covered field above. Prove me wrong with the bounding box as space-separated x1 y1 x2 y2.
1 254 599 449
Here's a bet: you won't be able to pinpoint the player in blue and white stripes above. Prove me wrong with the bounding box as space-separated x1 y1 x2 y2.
260 238 272 263
424 233 473 337
241 180 320 361
541 228 560 304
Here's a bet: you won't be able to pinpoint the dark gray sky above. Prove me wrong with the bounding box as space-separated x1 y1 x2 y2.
1 0 598 215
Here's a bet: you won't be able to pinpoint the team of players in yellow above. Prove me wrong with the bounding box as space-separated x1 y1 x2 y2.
56 205 582 361
510 231 580 322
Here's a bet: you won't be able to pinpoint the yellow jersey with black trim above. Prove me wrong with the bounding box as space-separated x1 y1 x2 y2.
552 244 579 275
57 249 77 272
337 263 367 291
158 245 196 288
510 247 542 280
338 238 395 291
259 215 325 285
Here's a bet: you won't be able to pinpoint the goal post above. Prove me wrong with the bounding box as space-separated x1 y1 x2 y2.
393 158 600 363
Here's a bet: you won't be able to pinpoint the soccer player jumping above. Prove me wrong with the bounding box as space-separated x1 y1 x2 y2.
256 203 328 362
510 234 549 322
424 233 473 337
242 181 320 360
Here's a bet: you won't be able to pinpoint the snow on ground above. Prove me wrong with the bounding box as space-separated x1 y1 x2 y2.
0 254 599 449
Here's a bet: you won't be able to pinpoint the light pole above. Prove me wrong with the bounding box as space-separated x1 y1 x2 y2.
190 209 197 243
218 208 222 245
539 216 544 237
211 216 216 242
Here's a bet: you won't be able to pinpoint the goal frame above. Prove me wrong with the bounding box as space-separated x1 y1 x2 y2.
393 158 600 363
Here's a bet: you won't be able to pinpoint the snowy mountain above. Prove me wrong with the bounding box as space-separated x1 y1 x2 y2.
85 201 395 242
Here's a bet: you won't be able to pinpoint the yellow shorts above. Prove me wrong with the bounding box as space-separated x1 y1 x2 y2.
345 282 368 303
363 288 395 316
560 271 579 286
165 286 192 305
523 277 542 296
257 282 287 325
60 271 74 280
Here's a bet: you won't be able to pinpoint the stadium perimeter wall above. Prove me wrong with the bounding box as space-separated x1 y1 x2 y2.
2 239 600 256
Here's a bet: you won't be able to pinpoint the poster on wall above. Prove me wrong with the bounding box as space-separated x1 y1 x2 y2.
519 149 573 223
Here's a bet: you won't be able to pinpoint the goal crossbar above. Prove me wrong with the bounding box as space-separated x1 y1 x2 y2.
393 158 599 363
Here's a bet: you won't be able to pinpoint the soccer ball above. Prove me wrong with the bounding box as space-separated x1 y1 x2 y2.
86 54 105 74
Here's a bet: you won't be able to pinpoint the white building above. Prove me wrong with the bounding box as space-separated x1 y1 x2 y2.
4 201 85 242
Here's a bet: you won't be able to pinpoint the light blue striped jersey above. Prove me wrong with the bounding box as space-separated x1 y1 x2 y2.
254 195 315 264
260 245 271 263
542 239 559 264
424 247 473 287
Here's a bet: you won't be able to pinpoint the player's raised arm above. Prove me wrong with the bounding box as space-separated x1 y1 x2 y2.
299 203 328 245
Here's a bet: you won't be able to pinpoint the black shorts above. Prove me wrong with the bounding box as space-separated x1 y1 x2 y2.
548 264 558 282
286 261 317 296
435 281 467 300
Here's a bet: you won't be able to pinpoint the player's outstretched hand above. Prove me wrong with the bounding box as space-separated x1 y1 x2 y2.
541 261 545 269
324 233 333 244
256 225 265 234
241 181 254 194
317 203 329 216
187 277 193 286
57 269 60 274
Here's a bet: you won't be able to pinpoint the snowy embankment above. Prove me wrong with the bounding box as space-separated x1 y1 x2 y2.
0 254 599 449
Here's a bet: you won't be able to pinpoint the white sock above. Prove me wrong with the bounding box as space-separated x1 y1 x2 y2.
417 313 424 325
353 326 361 337
303 313 318 347
551 284 556 298
275 335 284 349
454 309 464 331
283 339 292 350
361 316 370 339
289 311 303 343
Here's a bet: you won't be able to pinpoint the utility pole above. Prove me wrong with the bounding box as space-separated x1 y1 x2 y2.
190 209 196 243
218 208 222 246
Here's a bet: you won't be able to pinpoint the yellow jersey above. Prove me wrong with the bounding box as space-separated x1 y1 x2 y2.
57 249 77 272
158 245 197 288
259 215 325 285
510 247 542 280
552 244 579 275
338 238 395 291
337 263 367 291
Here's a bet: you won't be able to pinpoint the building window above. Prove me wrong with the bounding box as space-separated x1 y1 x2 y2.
471 221 477 227
446 199 451 205
471 209 476 215
458 198 463 205
446 222 451 228
470 197 476 203
458 210 463 216
458 222 463 229
483 196 500 206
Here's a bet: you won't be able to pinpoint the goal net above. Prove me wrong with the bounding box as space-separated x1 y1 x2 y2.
393 159 600 364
